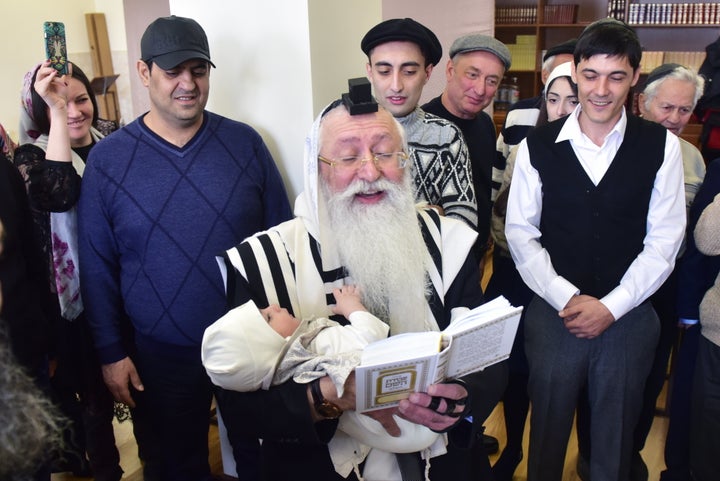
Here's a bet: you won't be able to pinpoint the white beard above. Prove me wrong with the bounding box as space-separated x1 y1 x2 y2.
321 174 432 334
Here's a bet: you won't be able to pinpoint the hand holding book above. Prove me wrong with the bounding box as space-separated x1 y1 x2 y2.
355 296 522 412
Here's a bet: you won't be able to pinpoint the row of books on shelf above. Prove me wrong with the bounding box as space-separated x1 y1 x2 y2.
496 5 537 24
495 4 579 25
639 50 706 74
607 0 628 20
627 3 720 25
542 4 579 24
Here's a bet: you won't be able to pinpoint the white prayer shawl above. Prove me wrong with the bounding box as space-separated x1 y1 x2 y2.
29 128 103 320
220 209 473 480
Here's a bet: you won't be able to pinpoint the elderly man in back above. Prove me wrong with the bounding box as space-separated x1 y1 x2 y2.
639 63 705 481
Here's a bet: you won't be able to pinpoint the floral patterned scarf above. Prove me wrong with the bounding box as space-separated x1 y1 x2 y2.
19 64 100 320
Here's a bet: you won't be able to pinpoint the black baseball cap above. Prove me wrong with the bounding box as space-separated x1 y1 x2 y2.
141 16 215 69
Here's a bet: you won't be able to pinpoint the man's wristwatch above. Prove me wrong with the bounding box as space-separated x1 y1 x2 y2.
310 378 343 419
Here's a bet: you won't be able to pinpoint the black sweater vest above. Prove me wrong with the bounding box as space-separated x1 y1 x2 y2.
526 115 667 298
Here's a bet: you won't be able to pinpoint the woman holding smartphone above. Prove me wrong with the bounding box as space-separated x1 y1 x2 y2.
14 60 123 481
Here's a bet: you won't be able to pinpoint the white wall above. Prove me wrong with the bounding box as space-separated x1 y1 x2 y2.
168 0 314 198
123 0 170 119
308 0 382 116
1 0 132 141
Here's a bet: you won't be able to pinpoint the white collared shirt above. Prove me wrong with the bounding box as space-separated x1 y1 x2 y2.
505 106 686 320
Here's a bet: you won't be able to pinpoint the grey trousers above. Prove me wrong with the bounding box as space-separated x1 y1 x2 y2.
524 296 659 481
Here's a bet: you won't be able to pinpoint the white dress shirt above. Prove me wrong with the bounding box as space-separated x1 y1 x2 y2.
505 106 686 321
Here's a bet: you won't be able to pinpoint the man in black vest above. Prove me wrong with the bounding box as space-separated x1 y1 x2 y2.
505 19 686 481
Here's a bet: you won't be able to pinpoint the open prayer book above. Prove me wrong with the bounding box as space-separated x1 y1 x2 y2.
355 296 522 412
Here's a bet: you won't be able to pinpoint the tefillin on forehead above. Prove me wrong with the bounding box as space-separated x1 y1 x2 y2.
322 78 379 117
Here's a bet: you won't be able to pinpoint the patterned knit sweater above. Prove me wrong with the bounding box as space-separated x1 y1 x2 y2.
397 108 477 229
695 192 720 347
78 112 292 363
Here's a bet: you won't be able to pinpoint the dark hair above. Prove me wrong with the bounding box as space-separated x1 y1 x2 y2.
574 19 641 71
536 75 579 128
30 62 100 136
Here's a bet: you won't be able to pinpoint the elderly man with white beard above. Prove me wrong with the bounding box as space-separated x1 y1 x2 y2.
211 98 507 481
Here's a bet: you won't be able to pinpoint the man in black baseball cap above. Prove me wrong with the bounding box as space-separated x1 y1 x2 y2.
80 14 293 481
361 18 478 232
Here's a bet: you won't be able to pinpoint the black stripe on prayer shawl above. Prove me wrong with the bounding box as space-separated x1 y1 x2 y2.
420 210 443 277
418 210 445 327
258 234 295 317
236 240 269 309
221 253 239 310
308 234 348 307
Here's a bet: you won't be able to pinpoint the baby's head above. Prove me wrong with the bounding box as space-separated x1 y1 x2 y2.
202 300 302 391
260 304 301 338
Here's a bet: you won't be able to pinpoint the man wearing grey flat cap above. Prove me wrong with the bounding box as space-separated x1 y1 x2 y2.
423 31 513 477
78 15 292 481
424 33 511 265
361 18 478 230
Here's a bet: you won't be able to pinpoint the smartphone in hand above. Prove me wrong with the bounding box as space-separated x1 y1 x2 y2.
43 21 68 75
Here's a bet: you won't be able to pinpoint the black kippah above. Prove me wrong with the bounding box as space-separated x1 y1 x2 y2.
645 63 683 87
543 38 577 62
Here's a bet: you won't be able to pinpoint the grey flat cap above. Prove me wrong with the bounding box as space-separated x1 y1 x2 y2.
449 34 511 70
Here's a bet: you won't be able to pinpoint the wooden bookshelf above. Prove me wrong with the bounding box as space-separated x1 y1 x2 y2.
494 0 720 101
